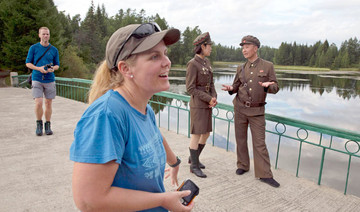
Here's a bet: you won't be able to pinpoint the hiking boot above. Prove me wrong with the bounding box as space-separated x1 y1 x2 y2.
44 121 53 135
36 120 43 136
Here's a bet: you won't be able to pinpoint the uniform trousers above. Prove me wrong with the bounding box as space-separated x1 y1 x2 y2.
234 108 273 178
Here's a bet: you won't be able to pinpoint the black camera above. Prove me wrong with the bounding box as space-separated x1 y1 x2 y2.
177 179 199 206
44 63 53 70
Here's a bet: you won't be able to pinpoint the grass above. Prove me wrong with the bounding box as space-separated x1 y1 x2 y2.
213 61 242 68
171 64 186 69
274 65 330 71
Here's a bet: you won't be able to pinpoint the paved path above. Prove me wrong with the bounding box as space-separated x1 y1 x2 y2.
1 87 360 212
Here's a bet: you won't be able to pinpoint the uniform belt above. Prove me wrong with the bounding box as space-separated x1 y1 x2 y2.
197 85 210 92
243 101 266 108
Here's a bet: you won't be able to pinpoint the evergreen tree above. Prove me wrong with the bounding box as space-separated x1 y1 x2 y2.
0 0 63 71
150 14 169 30
324 43 338 68
2 0 360 77
293 43 302 65
300 45 310 66
58 45 89 79
309 41 321 67
168 39 183 65
182 26 201 65
318 52 326 67
275 42 292 65
259 46 276 62
309 55 316 67
331 54 341 70
315 41 328 67
0 0 5 66
347 37 359 65
341 52 350 68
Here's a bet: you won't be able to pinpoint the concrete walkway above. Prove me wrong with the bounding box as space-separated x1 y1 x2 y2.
1 87 360 212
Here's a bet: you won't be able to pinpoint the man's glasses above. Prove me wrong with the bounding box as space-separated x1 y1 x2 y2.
112 22 162 69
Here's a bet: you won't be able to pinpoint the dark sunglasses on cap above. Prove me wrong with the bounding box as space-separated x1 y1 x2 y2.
112 22 162 69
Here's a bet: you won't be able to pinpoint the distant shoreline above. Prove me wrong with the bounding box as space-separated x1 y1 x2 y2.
171 61 360 72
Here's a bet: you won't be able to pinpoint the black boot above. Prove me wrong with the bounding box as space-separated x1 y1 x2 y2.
188 144 206 169
189 148 207 178
36 120 43 136
44 121 53 135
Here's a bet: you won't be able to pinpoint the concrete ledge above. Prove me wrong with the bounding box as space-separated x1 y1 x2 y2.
0 69 11 87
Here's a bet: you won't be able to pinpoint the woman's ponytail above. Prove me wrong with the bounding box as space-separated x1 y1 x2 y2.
88 61 112 104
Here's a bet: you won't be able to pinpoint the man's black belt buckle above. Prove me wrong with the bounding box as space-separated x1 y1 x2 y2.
245 101 251 108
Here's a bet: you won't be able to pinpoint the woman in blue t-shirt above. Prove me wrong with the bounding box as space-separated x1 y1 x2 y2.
70 23 193 211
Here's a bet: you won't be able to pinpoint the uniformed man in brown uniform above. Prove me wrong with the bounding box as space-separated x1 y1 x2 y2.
222 35 280 187
186 32 217 178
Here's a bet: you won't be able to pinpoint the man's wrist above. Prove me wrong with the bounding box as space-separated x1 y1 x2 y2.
168 156 181 168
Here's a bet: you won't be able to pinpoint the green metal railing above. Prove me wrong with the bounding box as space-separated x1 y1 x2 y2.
13 75 360 195
16 75 92 102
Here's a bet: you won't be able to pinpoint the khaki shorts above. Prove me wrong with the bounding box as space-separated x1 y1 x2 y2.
32 81 56 99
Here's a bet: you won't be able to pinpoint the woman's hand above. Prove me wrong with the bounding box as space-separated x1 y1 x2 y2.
209 97 217 108
162 190 194 212
165 165 180 187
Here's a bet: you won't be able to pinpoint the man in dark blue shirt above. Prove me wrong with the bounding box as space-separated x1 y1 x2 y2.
26 27 60 136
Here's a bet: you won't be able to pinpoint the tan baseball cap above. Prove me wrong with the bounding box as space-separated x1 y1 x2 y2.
239 35 260 48
106 23 181 69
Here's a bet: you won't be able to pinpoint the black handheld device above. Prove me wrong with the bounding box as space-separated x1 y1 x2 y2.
44 63 53 70
177 179 199 206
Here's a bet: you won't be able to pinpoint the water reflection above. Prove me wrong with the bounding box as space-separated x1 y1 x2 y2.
277 71 360 99
169 69 360 99
168 69 360 131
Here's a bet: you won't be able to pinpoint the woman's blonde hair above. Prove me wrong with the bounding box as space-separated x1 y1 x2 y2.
88 57 136 104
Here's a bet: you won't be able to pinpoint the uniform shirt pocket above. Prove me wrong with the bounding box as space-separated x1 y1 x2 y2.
257 69 268 77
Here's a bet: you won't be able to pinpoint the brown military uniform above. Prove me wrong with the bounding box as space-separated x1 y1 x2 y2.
186 55 217 134
229 57 279 178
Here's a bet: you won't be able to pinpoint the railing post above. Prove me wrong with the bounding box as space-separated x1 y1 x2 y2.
226 121 230 151
319 133 323 145
187 110 190 138
10 72 18 86
212 116 216 146
177 107 179 134
167 105 170 131
344 155 352 195
318 148 326 185
275 134 282 169
296 142 303 177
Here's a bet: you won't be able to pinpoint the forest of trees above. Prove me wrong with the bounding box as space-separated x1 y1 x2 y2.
0 0 359 79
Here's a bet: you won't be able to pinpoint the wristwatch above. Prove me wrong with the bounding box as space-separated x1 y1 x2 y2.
169 156 181 168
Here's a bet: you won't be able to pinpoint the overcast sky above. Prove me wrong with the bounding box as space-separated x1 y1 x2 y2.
54 0 360 48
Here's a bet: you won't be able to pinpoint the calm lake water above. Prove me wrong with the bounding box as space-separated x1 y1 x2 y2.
167 68 360 132
161 67 360 197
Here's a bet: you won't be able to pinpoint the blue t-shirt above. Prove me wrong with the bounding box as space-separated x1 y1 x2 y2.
70 90 167 212
26 42 60 83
